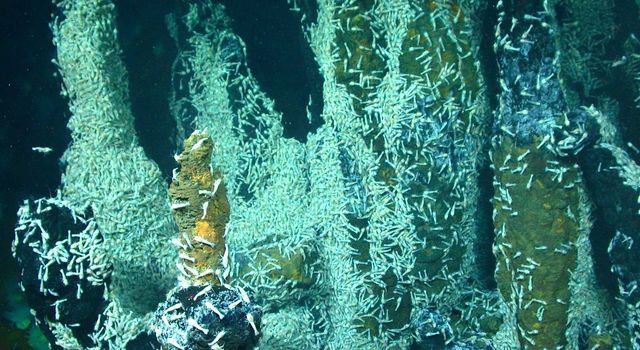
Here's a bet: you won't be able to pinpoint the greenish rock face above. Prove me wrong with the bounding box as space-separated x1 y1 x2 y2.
492 137 580 348
13 0 640 348
238 247 316 289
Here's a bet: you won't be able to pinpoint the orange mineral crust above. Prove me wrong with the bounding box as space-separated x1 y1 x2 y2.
169 131 230 285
